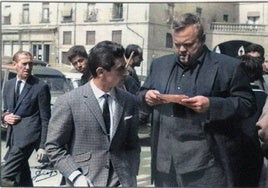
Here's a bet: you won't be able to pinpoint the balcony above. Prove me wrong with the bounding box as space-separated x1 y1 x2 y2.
210 22 266 33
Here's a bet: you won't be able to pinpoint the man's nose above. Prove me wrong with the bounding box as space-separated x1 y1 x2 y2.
178 45 187 52
25 64 31 69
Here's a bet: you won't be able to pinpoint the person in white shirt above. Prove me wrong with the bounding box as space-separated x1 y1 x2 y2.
45 40 140 187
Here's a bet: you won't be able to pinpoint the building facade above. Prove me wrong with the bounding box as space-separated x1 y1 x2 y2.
2 2 268 77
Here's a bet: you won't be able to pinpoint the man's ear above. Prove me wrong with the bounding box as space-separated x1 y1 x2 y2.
96 67 104 76
12 61 17 67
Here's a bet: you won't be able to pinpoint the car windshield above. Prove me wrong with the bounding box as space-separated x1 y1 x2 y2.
37 75 73 93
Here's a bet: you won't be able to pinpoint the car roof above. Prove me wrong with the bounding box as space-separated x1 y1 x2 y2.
62 72 82 79
2 64 65 78
32 66 65 77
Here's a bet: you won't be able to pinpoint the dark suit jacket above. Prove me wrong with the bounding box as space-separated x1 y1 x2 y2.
138 46 256 186
2 75 51 149
45 83 140 187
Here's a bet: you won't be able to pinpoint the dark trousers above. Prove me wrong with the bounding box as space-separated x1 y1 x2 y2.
1 144 35 187
155 161 227 187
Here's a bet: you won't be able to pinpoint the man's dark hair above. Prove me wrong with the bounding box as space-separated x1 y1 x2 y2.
67 45 88 62
125 44 143 59
239 54 264 82
88 40 125 77
245 43 265 61
172 13 205 42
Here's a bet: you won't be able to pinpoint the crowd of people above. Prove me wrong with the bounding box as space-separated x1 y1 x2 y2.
2 12 268 187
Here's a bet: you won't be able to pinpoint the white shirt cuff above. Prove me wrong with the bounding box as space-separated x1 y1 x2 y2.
68 170 82 182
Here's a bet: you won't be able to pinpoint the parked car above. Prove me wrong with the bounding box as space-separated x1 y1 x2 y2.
62 72 83 88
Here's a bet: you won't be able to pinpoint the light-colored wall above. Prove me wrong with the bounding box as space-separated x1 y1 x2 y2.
2 2 268 76
238 3 267 24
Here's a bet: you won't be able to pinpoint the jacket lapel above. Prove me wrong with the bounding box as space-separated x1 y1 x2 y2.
14 78 32 113
9 79 17 110
82 83 108 134
111 88 124 140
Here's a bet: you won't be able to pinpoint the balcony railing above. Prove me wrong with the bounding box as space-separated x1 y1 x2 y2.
210 22 266 33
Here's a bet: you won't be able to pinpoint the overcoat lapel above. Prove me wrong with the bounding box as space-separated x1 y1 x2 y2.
196 52 219 96
160 56 178 94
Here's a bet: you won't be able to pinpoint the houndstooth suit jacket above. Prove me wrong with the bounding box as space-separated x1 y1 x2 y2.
45 83 140 187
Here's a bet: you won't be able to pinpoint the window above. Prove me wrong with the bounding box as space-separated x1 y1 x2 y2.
85 3 97 22
32 44 50 62
223 14 228 22
247 11 260 24
62 3 73 22
112 3 123 20
166 33 173 48
41 2 50 23
86 31 96 45
22 4 29 24
3 5 11 25
112 30 122 44
63 31 72 45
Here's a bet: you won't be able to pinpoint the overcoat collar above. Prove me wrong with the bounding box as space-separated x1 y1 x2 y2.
161 46 220 95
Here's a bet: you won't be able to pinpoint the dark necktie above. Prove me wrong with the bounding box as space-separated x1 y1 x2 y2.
15 80 22 103
102 94 110 135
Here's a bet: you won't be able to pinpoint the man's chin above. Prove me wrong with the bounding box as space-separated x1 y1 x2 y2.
179 56 188 63
23 73 31 78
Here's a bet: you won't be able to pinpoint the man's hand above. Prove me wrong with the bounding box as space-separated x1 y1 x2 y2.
262 62 268 73
3 113 21 126
181 96 210 113
145 90 162 106
73 175 94 187
37 148 48 163
256 115 268 145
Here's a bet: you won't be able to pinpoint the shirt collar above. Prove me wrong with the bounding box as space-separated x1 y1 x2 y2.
16 77 27 84
90 80 115 100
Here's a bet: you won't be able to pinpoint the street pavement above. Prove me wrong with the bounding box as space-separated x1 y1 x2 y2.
1 130 153 187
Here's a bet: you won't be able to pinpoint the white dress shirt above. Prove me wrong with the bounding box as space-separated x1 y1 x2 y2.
90 79 116 140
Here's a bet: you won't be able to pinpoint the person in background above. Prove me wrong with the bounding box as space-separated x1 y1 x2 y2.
125 44 150 130
67 45 91 85
137 13 256 187
245 43 268 148
121 44 143 95
245 43 266 91
238 54 266 187
125 44 143 88
45 40 140 187
245 43 265 60
1 50 51 186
